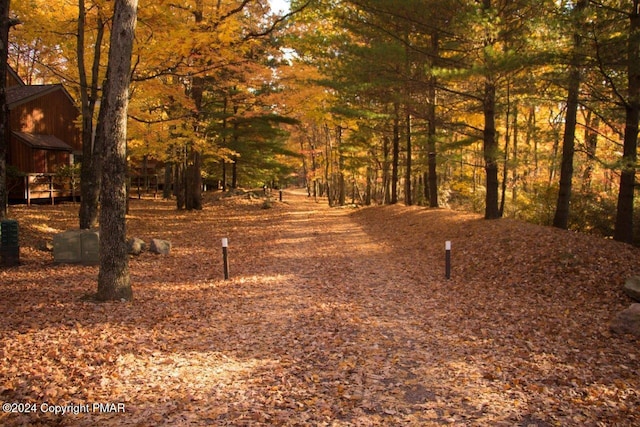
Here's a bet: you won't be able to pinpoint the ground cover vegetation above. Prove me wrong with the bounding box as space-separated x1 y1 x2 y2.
1 191 639 425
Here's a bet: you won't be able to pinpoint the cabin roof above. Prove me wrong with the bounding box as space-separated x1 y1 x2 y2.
6 84 76 109
12 131 73 152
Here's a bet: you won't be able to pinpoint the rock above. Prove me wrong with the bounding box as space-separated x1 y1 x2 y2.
53 229 99 265
149 238 171 255
623 276 640 302
610 304 640 337
127 237 147 255
39 241 54 252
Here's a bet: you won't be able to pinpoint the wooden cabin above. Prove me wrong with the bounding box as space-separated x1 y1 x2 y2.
5 68 82 204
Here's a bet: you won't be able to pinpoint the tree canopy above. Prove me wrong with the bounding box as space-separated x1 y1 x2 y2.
6 0 639 244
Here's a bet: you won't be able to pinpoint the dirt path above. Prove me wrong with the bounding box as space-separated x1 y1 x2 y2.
207 190 466 425
1 190 639 426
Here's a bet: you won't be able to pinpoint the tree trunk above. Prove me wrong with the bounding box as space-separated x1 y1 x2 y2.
96 0 138 301
427 30 439 208
365 164 372 205
221 161 227 191
185 146 194 209
382 136 390 204
175 161 185 209
512 100 519 201
482 0 500 219
483 78 500 219
405 113 412 206
231 157 238 189
614 1 640 243
426 94 438 208
423 171 429 204
191 150 202 209
324 124 333 207
500 83 511 218
337 126 346 206
581 111 598 192
78 1 106 229
391 103 400 204
0 0 11 221
553 0 586 229
163 162 172 199
525 106 538 185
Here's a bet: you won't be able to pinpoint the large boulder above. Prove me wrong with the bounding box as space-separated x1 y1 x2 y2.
127 237 147 255
149 238 171 255
623 276 640 302
610 304 640 337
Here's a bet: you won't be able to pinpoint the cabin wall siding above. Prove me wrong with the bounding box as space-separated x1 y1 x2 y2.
9 90 81 152
6 68 82 201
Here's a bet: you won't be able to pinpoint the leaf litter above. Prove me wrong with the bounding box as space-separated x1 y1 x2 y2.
1 190 639 426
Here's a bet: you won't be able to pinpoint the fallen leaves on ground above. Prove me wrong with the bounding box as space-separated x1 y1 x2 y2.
1 190 639 426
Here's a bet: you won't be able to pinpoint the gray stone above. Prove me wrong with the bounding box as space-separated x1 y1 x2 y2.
53 230 82 263
128 237 147 255
80 230 100 265
53 229 99 265
149 238 171 255
610 304 640 337
623 276 640 302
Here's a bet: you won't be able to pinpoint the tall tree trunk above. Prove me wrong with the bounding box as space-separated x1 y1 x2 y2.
231 117 239 189
183 4 204 210
175 160 185 209
482 0 500 219
382 136 390 204
231 157 238 189
614 1 640 243
163 162 172 198
512 100 519 202
96 0 138 301
300 139 309 192
324 124 332 206
405 113 412 206
78 0 106 229
221 161 227 191
185 145 194 209
427 30 439 208
391 103 400 204
483 78 500 219
220 95 229 192
500 92 510 218
526 106 538 185
548 125 561 186
365 163 372 206
581 110 598 192
553 0 586 229
337 126 346 206
0 0 12 220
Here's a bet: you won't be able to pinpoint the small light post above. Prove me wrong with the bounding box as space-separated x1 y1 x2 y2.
222 238 230 280
445 240 451 279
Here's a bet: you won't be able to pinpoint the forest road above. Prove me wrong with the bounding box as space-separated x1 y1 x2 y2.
215 188 507 423
210 188 639 425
